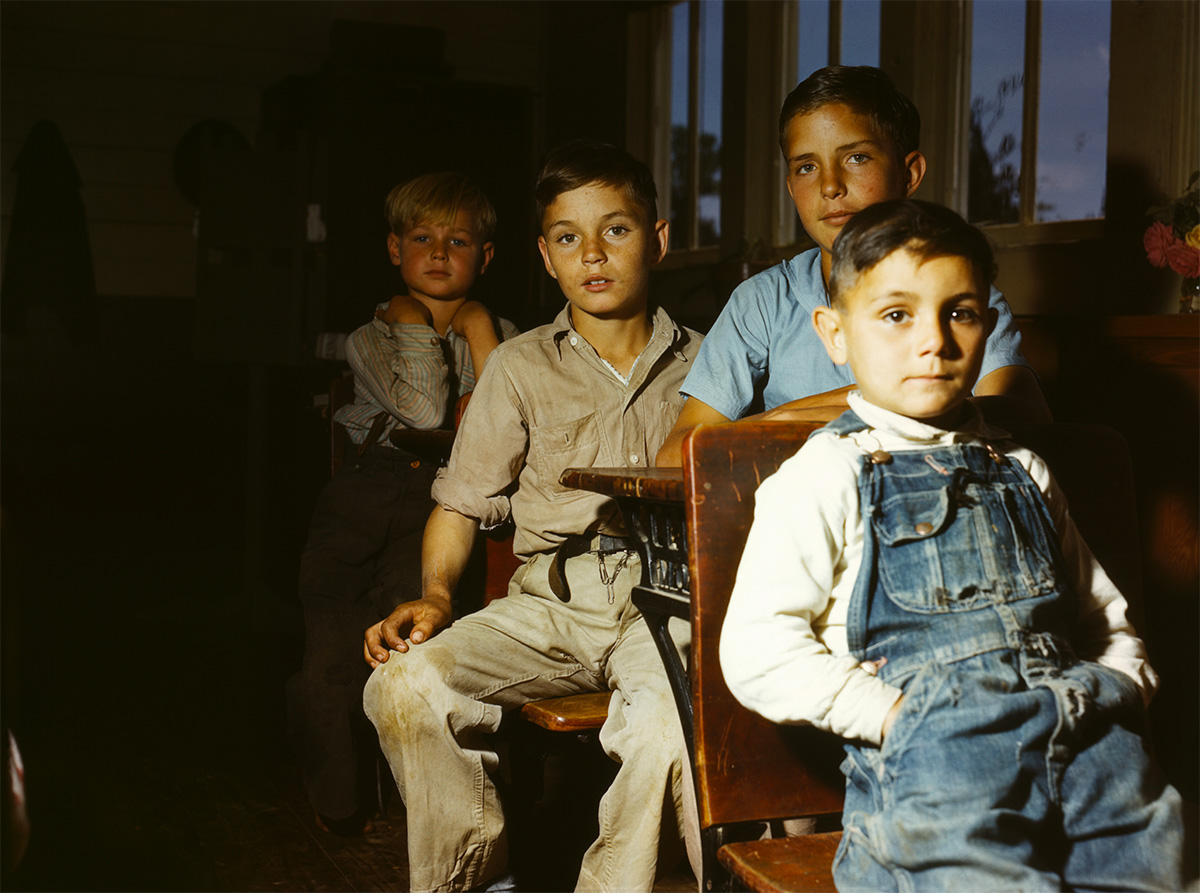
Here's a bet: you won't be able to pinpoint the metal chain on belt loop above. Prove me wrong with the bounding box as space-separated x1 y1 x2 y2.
596 550 633 604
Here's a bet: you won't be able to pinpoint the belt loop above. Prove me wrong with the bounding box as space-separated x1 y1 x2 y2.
548 533 636 602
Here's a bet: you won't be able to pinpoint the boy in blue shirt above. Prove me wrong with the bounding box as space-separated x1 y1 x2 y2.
289 172 517 836
657 65 1050 466
721 199 1187 891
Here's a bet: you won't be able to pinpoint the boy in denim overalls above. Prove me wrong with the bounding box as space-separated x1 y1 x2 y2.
720 199 1189 890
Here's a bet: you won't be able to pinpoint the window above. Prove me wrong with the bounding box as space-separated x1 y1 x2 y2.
779 0 882 245
647 0 885 255
628 0 1167 272
968 0 1111 228
667 0 723 252
796 0 880 74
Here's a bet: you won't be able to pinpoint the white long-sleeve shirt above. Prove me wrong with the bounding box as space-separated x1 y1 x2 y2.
719 393 1156 747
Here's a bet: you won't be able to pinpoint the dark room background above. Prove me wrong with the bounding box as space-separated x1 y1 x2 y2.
1 2 1196 889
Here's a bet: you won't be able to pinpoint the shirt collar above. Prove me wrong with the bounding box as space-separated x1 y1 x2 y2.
549 302 684 361
847 392 1009 445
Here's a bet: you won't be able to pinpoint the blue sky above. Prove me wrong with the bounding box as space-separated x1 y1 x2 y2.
973 0 1110 221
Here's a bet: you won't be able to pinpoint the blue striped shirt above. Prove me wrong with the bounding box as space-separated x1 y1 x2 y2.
335 303 519 445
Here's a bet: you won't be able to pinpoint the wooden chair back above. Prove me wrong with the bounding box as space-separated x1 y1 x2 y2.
683 420 844 834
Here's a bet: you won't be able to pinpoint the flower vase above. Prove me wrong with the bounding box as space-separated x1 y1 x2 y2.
1181 277 1200 314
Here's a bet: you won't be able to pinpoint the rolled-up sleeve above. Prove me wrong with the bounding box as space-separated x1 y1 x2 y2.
431 347 527 529
977 286 1031 385
347 321 450 430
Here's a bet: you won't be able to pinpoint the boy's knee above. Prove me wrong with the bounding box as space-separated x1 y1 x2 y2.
605 690 686 766
363 646 452 723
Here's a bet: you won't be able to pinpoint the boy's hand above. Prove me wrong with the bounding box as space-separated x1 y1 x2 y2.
449 301 501 343
377 295 434 328
362 594 453 668
881 695 905 740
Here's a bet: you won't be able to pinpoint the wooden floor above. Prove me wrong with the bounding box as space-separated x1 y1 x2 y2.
0 421 695 891
4 586 698 893
0 325 701 892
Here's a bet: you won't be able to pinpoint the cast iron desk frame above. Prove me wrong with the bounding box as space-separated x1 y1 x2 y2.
558 468 693 758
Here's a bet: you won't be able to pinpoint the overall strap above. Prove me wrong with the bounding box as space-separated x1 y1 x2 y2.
848 441 1075 676
814 408 870 438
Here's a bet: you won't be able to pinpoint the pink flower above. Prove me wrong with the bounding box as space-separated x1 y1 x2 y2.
1144 221 1176 268
1166 241 1200 279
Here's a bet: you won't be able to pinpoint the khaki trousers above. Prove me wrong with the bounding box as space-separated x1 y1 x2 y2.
364 550 689 893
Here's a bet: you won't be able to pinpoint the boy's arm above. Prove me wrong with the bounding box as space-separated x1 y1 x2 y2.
745 366 1048 426
656 387 856 466
719 439 903 745
347 304 452 430
656 367 1049 467
969 286 1052 425
450 300 503 382
363 505 478 667
655 398 732 466
363 346 528 669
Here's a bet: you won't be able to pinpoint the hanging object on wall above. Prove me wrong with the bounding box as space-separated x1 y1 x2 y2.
0 120 96 342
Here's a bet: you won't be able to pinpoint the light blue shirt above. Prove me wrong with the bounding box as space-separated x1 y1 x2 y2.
681 248 1030 419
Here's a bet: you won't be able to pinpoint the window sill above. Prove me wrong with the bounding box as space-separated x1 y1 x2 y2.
981 218 1105 248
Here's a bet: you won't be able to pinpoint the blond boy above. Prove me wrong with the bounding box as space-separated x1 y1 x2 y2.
290 173 516 835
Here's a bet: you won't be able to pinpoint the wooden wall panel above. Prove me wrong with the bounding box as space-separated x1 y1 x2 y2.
0 0 547 301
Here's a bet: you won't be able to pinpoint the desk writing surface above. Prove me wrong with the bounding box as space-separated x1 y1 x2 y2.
560 467 684 503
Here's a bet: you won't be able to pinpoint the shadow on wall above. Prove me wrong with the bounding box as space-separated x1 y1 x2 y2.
1045 317 1199 804
1103 157 1189 316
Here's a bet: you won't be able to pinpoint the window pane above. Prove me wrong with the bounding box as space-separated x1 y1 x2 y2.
968 0 1025 225
841 0 880 67
1035 0 1109 221
698 0 723 246
670 2 690 251
797 0 829 77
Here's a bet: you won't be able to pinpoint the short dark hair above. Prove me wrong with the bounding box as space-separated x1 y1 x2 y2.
386 171 497 241
779 65 920 161
535 140 658 226
828 199 996 306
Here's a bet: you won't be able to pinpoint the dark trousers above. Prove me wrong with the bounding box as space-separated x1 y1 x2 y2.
287 443 437 820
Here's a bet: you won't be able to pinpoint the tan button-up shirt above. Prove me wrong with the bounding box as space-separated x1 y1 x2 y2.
432 303 703 559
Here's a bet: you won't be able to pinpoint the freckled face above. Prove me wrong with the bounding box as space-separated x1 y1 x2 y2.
784 103 923 260
815 249 997 426
537 183 668 322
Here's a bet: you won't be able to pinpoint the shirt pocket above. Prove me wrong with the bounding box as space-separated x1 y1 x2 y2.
528 411 607 501
875 481 1056 612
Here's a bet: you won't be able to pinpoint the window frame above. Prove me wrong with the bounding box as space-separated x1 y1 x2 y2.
626 0 1197 267
648 0 723 265
962 0 1107 247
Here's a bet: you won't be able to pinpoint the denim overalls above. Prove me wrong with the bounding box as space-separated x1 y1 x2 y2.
820 411 1185 892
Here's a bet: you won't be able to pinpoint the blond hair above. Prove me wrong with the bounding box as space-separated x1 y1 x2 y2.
384 172 497 241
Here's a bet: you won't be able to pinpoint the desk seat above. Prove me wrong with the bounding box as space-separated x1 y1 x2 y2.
719 833 842 892
520 691 612 732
